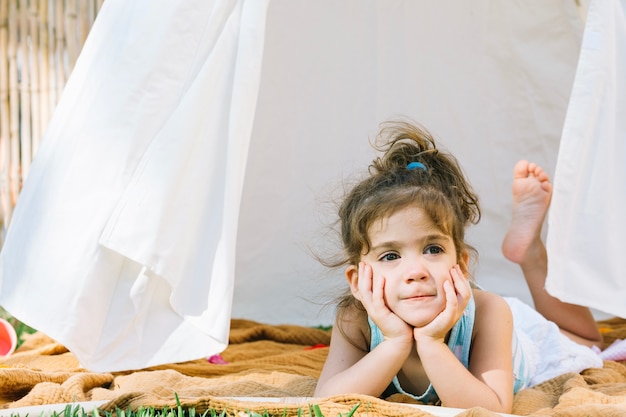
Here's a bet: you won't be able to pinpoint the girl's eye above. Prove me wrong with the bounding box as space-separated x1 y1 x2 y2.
424 245 444 255
380 252 400 262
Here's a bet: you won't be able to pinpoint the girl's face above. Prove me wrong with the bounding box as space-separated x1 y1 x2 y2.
355 206 464 328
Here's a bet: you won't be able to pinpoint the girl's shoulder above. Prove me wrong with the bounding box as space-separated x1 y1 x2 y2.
335 303 371 352
470 289 515 366
472 287 510 307
472 288 514 328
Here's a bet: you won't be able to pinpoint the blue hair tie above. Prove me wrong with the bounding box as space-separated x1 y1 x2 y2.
407 161 427 171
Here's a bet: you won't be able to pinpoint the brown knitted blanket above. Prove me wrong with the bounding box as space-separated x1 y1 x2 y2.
1 318 626 417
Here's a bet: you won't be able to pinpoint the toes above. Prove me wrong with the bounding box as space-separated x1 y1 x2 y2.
513 160 530 179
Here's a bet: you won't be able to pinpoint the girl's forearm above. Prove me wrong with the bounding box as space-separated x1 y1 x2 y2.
416 340 512 413
315 338 412 397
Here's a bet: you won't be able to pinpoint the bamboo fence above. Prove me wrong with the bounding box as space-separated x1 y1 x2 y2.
0 0 103 246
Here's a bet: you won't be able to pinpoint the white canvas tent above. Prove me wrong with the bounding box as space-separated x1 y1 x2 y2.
0 0 623 373
233 0 589 324
546 0 626 316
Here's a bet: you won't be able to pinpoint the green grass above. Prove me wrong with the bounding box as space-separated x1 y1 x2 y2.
0 307 37 349
313 325 332 332
4 395 362 417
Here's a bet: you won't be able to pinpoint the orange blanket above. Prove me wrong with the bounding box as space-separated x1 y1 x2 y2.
1 318 626 417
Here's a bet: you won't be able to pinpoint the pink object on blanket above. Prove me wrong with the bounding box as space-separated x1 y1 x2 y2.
0 319 17 357
595 339 626 362
207 354 228 364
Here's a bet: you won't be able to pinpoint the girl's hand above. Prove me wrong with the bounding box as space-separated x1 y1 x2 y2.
413 265 471 343
356 262 413 344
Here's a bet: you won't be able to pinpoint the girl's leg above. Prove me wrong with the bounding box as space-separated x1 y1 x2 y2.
501 160 602 347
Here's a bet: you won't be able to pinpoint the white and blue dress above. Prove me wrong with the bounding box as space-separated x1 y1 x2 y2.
368 294 602 404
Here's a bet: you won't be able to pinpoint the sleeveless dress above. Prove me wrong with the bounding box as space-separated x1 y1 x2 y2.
368 293 602 404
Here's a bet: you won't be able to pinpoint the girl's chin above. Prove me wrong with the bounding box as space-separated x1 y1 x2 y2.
394 299 445 326
397 313 440 328
407 320 436 328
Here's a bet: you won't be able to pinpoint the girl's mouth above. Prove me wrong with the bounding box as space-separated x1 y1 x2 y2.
405 293 435 300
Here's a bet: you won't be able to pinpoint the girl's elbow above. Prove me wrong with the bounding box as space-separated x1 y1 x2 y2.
313 383 335 398
487 398 513 415
442 395 512 414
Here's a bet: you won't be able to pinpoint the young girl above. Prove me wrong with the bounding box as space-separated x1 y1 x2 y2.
314 121 603 413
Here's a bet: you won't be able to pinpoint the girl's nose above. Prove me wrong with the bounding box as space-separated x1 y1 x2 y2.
405 259 428 282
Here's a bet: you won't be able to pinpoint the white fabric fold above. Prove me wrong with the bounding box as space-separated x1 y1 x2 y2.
0 0 270 372
546 0 626 318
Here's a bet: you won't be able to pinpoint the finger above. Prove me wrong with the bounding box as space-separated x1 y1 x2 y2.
371 269 387 310
448 265 467 298
449 267 471 317
451 265 471 299
357 262 371 295
361 262 388 314
442 280 459 313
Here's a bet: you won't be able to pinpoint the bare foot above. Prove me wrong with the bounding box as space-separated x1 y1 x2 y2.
501 160 552 264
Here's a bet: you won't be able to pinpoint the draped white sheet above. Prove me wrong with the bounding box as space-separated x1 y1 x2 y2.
233 1 585 325
0 0 269 372
546 0 626 317
0 1 599 372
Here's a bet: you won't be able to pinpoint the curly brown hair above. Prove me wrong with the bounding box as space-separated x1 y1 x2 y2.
330 120 481 316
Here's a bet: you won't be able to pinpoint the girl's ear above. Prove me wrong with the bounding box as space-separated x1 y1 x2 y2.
345 264 361 301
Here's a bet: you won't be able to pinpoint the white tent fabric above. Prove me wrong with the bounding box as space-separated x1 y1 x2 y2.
233 0 587 325
0 0 269 372
0 0 603 372
546 0 626 317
